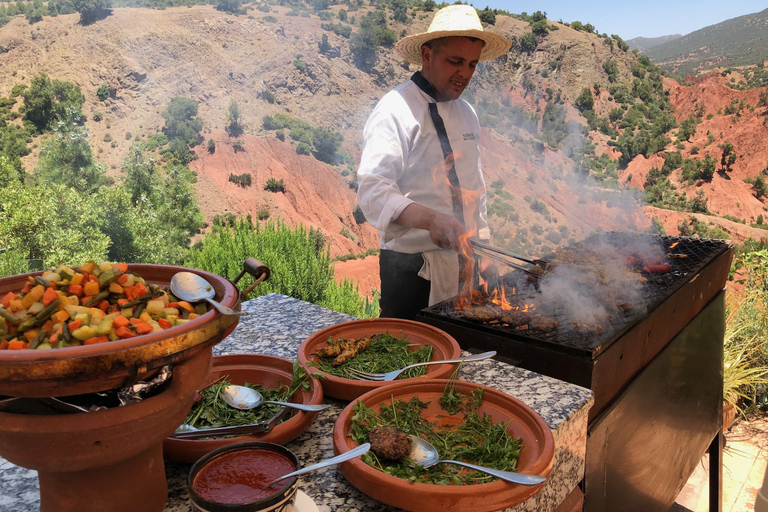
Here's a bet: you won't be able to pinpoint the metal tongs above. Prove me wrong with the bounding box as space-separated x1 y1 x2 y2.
470 239 549 278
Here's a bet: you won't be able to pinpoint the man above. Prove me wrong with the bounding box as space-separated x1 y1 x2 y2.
356 5 511 320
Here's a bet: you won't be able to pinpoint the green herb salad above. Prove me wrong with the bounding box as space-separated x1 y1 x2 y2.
183 361 310 431
309 331 434 380
349 385 523 486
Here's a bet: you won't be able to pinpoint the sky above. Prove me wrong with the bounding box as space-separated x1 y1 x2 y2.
478 1 767 40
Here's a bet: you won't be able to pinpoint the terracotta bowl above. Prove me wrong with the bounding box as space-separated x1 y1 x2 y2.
0 348 212 512
332 379 555 512
297 318 461 401
0 264 241 397
188 442 299 512
164 354 323 463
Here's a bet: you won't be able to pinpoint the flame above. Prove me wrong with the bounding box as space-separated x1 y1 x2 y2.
669 242 679 249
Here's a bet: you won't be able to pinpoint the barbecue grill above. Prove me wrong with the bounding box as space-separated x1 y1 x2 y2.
418 232 734 512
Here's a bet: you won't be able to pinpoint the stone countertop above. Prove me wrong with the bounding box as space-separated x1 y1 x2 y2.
0 294 593 512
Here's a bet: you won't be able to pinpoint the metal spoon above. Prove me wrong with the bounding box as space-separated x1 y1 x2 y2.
221 385 331 413
408 436 547 486
170 271 247 316
266 443 371 485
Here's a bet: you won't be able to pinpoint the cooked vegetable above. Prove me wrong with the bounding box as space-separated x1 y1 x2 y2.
0 261 207 350
350 386 523 485
309 332 433 380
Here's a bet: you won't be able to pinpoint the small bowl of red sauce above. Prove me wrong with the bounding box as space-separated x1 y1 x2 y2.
188 442 300 512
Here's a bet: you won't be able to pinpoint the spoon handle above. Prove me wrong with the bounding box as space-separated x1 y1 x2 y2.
267 443 371 485
263 400 331 412
205 297 248 316
439 460 546 485
402 351 496 371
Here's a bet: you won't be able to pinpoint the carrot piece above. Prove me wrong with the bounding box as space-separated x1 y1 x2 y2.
41 319 55 333
129 317 143 326
68 319 82 331
157 318 173 330
51 310 70 324
115 326 136 338
98 300 110 311
112 315 130 328
133 282 149 298
134 322 153 335
123 285 135 301
21 283 31 294
0 339 8 350
1 291 15 309
42 286 59 306
113 263 128 273
49 282 58 291
117 298 129 306
70 273 85 286
83 281 100 297
83 335 110 345
49 333 59 346
67 284 84 297
24 329 40 342
82 295 93 305
117 274 129 285
8 340 28 350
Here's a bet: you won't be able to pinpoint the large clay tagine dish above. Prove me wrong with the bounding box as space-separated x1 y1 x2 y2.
0 348 213 512
332 379 555 512
297 318 461 401
0 264 241 397
164 353 324 463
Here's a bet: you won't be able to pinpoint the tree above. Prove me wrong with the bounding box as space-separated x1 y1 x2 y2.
719 142 736 172
97 84 110 101
423 0 436 11
390 0 407 23
215 0 241 14
575 87 594 112
122 146 156 205
311 126 342 164
22 73 85 132
349 10 396 68
207 139 216 154
602 59 619 82
318 33 331 54
478 7 496 25
225 99 243 137
753 175 767 200
520 32 537 53
161 97 203 162
71 0 111 23
34 109 106 193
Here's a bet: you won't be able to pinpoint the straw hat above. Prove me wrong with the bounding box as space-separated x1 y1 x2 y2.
396 5 512 65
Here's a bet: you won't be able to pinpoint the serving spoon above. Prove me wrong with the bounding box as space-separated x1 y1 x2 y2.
222 385 331 413
266 443 371 485
408 436 547 486
170 271 247 316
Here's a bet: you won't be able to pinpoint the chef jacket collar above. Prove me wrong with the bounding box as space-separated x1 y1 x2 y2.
411 71 439 102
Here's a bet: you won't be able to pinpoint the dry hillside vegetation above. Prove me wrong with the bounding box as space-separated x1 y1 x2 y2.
2 5 768 297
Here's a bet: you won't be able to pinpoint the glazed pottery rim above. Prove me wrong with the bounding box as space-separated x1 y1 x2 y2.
188 442 300 512
0 263 239 362
297 318 462 399
163 353 324 462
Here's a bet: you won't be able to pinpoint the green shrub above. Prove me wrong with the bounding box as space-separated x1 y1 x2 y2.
97 84 110 101
264 177 285 192
296 142 312 155
207 138 216 153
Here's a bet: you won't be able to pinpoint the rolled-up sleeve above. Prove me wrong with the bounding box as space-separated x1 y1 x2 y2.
356 96 414 242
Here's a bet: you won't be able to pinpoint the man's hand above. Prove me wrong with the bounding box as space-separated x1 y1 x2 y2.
478 256 501 293
394 204 465 251
426 212 465 251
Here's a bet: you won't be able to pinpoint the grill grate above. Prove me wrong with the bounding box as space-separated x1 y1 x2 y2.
421 233 732 354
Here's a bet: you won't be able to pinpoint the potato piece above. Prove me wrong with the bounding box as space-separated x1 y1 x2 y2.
145 300 164 316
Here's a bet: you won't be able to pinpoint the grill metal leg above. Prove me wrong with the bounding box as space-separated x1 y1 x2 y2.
709 430 723 512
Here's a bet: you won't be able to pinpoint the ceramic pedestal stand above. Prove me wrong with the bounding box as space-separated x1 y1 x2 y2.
0 349 212 512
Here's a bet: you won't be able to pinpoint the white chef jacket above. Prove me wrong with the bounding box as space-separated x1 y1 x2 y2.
356 78 490 254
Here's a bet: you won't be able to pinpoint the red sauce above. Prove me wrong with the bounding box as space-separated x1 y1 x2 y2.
193 449 296 504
